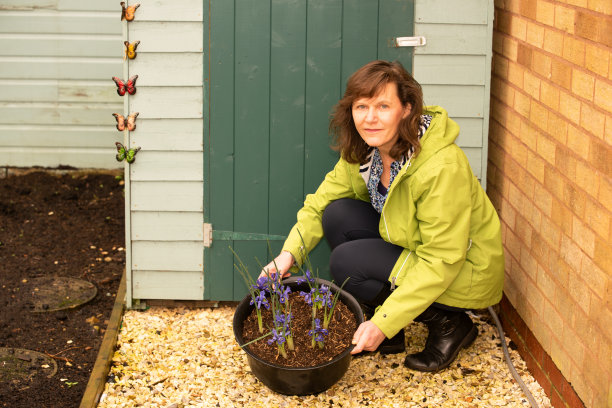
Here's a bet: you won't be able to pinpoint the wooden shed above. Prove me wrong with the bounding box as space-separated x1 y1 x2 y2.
0 0 123 168
1 0 495 308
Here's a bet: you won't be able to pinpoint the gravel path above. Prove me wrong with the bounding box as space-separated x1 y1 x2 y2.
98 306 551 407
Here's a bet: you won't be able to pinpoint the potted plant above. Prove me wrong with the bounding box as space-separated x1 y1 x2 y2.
232 250 364 396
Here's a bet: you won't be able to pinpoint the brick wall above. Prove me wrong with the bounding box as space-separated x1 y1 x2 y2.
487 0 611 407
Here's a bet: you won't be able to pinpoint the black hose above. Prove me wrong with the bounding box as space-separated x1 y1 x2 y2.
487 306 539 408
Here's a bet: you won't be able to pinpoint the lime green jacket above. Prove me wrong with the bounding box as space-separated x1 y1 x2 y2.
282 106 504 338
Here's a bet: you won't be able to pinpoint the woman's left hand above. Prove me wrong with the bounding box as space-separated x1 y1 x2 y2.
350 321 386 354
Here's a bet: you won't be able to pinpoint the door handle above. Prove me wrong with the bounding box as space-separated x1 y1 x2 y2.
393 36 426 47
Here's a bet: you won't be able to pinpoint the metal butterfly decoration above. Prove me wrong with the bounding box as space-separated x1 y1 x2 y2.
112 75 138 96
124 40 140 60
112 112 139 132
115 142 141 164
120 2 140 21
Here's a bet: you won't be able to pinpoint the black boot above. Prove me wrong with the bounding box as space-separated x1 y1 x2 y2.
403 307 477 372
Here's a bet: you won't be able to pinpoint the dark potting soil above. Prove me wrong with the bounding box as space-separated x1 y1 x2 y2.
242 292 357 368
0 169 125 408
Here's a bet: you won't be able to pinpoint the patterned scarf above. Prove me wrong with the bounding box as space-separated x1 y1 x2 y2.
360 114 432 213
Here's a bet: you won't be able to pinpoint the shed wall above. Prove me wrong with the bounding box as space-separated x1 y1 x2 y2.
0 0 123 168
125 0 204 304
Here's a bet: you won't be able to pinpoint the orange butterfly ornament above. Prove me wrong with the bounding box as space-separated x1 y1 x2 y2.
120 2 140 21
124 40 140 60
112 112 139 132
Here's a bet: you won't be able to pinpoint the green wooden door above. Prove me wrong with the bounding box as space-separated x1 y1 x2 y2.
204 0 415 301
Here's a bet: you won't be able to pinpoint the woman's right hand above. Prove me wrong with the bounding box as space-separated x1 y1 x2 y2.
259 251 295 280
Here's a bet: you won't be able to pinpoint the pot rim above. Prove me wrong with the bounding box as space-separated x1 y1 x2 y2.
234 276 363 371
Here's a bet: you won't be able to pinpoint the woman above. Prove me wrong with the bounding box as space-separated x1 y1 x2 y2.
262 60 504 372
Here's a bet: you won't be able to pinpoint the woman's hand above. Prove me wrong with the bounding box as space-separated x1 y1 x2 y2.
259 251 295 280
350 320 386 354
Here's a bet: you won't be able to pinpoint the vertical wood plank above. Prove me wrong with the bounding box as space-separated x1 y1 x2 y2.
267 0 307 260
206 0 235 301
232 0 271 300
378 0 414 70
340 0 379 91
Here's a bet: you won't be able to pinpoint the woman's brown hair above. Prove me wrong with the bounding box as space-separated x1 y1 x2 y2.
330 60 424 164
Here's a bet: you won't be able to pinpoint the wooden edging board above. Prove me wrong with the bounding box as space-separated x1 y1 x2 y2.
79 271 126 408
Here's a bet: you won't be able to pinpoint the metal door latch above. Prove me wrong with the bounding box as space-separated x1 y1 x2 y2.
393 36 427 47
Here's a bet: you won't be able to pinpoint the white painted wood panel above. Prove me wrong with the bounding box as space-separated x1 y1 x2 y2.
0 34 122 57
454 118 484 147
131 212 203 241
129 53 203 86
128 22 203 52
414 55 486 86
132 270 204 300
0 147 120 168
0 1 117 11
0 11 119 34
129 151 203 181
131 181 203 211
415 0 488 25
461 147 482 179
129 119 203 151
0 125 117 147
0 80 121 103
128 87 203 119
128 0 203 22
0 102 123 125
0 56 121 79
131 241 203 272
421 85 484 118
414 24 488 55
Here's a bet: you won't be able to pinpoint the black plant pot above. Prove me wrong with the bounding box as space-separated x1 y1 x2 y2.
233 276 365 396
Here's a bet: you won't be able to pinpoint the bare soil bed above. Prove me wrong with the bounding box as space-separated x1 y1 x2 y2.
0 169 125 408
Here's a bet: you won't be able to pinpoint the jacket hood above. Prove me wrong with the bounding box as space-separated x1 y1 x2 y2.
404 105 459 177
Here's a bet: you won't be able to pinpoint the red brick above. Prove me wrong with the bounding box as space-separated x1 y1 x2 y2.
511 14 528 40
563 37 585 66
543 28 564 56
555 5 576 34
545 166 564 201
595 79 612 115
555 146 576 182
588 0 612 14
541 81 560 110
536 1 555 26
563 381 586 408
530 356 552 395
589 137 612 178
527 149 546 182
550 387 566 408
585 44 610 77
563 182 586 218
584 198 610 240
575 10 601 42
566 125 589 160
502 36 519 61
548 112 568 143
519 0 537 19
552 199 573 235
532 50 552 78
526 22 545 47
593 236 612 276
580 102 606 138
572 69 595 101
536 133 556 165
559 92 581 124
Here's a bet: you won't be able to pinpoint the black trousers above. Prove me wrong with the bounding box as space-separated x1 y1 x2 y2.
322 198 468 313
322 198 403 304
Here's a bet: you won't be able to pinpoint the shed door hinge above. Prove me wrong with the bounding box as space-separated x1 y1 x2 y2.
203 223 286 248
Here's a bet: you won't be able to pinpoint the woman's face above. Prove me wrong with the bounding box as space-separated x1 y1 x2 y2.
351 82 411 157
